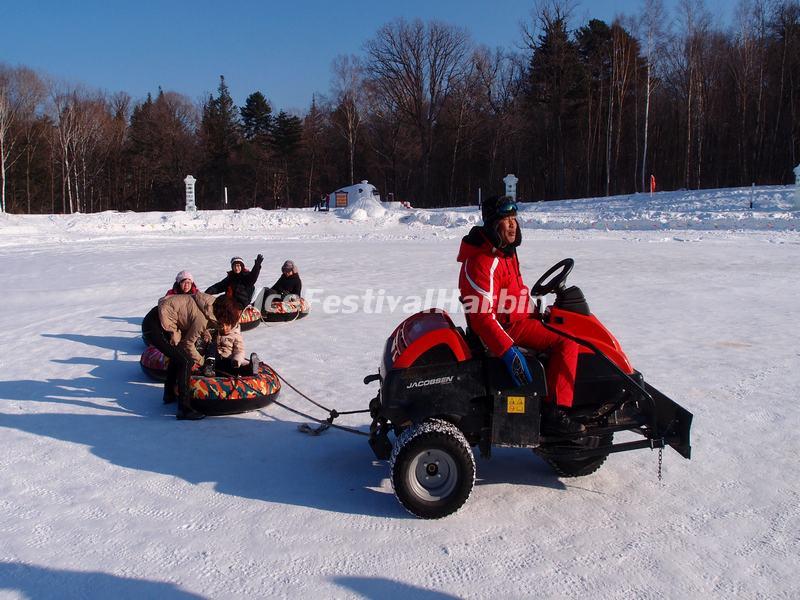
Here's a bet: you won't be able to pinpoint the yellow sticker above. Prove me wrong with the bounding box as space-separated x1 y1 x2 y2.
507 396 525 414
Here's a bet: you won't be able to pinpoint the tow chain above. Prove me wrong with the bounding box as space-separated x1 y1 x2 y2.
657 447 663 482
269 369 370 437
214 365 370 436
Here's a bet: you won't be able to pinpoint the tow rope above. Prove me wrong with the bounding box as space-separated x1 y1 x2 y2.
207 364 370 436
268 368 370 437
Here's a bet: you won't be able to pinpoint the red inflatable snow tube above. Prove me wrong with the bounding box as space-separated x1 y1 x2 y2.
140 345 169 381
187 363 281 415
239 304 262 331
139 345 281 415
262 297 310 322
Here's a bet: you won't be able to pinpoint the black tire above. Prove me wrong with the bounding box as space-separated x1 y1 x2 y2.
239 318 261 332
539 433 613 478
390 419 475 519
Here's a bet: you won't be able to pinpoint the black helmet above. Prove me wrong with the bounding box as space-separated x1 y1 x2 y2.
481 195 517 227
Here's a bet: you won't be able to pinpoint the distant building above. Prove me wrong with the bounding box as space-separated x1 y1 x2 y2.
324 181 381 208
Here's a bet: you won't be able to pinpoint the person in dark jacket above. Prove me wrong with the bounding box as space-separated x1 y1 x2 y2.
271 260 302 298
457 195 581 434
205 255 263 310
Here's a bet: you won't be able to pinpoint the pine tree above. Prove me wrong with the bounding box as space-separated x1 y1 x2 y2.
302 95 327 206
272 110 302 156
240 91 273 143
526 10 588 198
271 110 303 206
239 91 274 209
199 75 241 207
126 89 197 210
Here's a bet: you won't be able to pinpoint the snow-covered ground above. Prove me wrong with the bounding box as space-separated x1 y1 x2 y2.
1 186 798 599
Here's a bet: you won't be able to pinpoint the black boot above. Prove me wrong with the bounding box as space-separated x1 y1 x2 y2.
202 357 216 378
541 405 585 435
176 399 205 421
162 387 177 404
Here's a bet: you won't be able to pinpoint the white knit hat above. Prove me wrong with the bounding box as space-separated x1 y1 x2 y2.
175 270 194 283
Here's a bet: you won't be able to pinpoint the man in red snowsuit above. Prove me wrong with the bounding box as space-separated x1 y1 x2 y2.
457 195 583 433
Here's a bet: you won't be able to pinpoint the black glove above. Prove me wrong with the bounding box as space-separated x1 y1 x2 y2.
254 254 264 266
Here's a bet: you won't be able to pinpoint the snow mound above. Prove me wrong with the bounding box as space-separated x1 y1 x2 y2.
338 196 387 221
401 208 481 228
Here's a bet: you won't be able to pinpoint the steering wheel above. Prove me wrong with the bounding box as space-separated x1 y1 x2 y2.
530 258 574 296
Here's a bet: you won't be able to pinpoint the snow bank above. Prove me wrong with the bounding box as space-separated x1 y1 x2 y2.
0 186 797 249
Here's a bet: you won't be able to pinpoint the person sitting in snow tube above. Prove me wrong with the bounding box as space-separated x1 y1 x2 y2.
205 255 263 310
165 270 199 297
185 303 278 416
187 358 280 416
271 260 302 298
206 255 263 330
142 292 239 420
202 315 261 378
257 260 310 322
142 270 200 346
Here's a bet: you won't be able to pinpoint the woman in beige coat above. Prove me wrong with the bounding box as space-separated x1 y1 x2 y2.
144 292 240 420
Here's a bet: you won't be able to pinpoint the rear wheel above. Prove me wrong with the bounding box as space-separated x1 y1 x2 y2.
538 433 613 477
390 419 475 519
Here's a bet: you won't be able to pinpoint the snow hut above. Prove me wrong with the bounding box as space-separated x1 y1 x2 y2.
325 181 381 208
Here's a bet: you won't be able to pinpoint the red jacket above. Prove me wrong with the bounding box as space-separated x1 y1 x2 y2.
457 226 531 357
165 282 199 297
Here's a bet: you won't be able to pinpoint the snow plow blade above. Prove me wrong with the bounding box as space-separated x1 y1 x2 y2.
642 382 692 459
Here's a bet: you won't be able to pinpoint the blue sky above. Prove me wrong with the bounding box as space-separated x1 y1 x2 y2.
2 0 734 113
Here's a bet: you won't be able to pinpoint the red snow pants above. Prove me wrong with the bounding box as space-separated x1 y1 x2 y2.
505 317 579 407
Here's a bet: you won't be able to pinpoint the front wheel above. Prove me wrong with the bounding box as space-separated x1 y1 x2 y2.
390 419 475 519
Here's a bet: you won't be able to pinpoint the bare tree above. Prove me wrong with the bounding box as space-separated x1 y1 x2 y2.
0 65 45 212
673 0 711 188
609 20 639 194
330 54 365 185
49 86 112 213
474 47 524 188
729 0 768 182
365 18 472 201
637 0 666 192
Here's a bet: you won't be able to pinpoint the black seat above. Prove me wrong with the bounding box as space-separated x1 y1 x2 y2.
459 326 488 356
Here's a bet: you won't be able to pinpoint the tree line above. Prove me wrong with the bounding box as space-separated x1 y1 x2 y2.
0 0 798 214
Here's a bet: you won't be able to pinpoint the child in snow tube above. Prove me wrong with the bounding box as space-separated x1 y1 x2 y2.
185 303 276 416
202 310 261 379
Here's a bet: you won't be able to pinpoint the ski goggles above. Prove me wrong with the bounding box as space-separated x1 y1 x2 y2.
496 199 518 216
